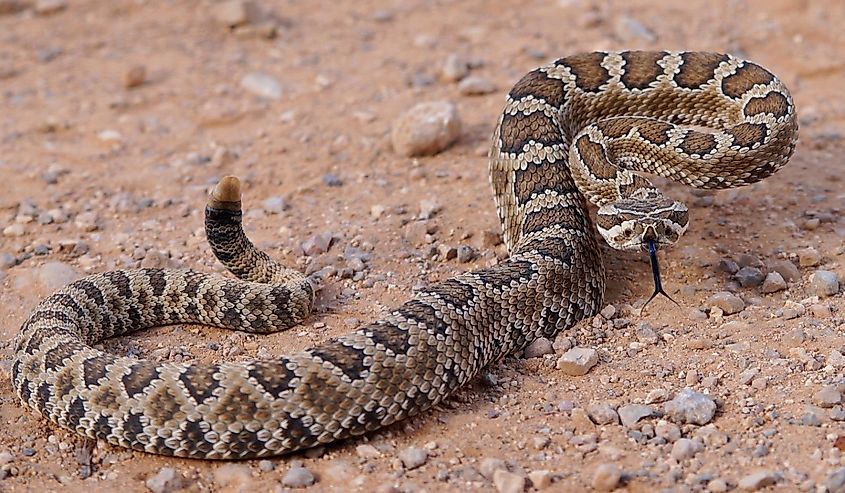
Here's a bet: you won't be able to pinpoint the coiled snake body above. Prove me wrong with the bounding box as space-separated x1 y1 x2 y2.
12 52 797 459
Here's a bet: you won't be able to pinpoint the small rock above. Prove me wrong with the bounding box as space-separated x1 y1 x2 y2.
801 408 822 427
671 438 700 461
493 469 525 493
707 478 730 493
761 272 787 293
664 388 716 425
458 76 496 95
827 468 845 493
301 232 335 256
587 402 620 425
322 173 343 187
529 470 552 489
398 447 428 470
123 65 146 89
74 211 99 231
213 0 257 27
797 247 821 267
810 303 832 318
523 337 554 359
97 129 123 143
810 270 840 297
708 291 745 315
735 266 765 287
618 404 654 427
262 196 286 214
592 463 621 491
718 259 740 274
145 467 183 493
456 245 476 263
391 101 462 157
782 300 806 320
355 444 381 459
600 305 617 319
479 457 508 480
441 53 470 82
768 259 800 282
258 460 275 472
556 347 598 376
828 350 845 368
419 199 441 219
282 466 316 488
738 471 778 491
34 0 66 15
814 386 843 408
2 224 24 237
36 261 80 293
241 72 282 99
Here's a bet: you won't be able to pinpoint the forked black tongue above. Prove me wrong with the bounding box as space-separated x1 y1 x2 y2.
641 239 680 313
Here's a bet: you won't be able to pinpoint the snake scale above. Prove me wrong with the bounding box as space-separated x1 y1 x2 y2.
12 51 797 459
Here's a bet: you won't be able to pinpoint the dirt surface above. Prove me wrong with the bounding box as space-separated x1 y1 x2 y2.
2 0 845 492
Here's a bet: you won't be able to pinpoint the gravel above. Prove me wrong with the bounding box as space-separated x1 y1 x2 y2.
664 388 716 425
391 101 462 157
145 467 184 493
556 347 598 376
670 438 701 461
814 385 843 407
617 404 654 427
587 402 620 425
735 266 764 287
523 337 554 359
760 271 787 293
708 291 745 314
810 270 840 297
492 469 525 493
737 470 778 491
281 465 316 488
398 447 428 470
592 463 621 491
240 72 282 99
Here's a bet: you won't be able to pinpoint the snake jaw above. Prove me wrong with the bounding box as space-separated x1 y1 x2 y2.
641 239 680 314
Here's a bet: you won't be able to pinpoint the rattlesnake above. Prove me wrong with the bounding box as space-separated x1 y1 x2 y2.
12 51 797 459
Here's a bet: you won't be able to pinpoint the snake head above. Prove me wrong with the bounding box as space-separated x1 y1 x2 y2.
595 189 689 252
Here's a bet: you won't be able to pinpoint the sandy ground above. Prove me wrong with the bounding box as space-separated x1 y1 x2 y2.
1 0 845 491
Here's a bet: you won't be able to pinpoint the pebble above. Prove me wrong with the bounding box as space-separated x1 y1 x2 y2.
301 232 335 256
419 199 441 219
74 211 99 231
735 266 764 287
708 291 745 314
592 463 621 491
782 300 806 320
441 53 470 81
322 173 343 187
262 196 287 214
768 259 800 282
797 247 821 267
664 388 716 425
827 468 845 493
3 223 25 237
810 270 840 297
523 337 554 359
34 0 66 15
35 261 80 293
671 438 701 461
355 444 381 459
241 72 282 99
145 467 184 493
123 64 146 89
258 460 275 472
458 76 496 95
707 477 730 492
829 350 845 368
814 386 843 408
528 470 552 489
556 347 598 376
587 402 619 425
479 457 508 480
282 465 316 488
493 469 525 493
213 0 256 27
618 404 654 427
737 471 778 491
760 272 787 293
456 245 476 263
391 101 462 157
398 447 428 470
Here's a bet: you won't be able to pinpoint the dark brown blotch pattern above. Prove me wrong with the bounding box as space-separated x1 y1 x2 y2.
728 122 768 148
575 136 616 179
673 52 729 89
560 52 609 92
499 111 562 154
678 131 718 155
620 51 666 90
721 62 775 99
744 91 790 118
508 69 566 107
